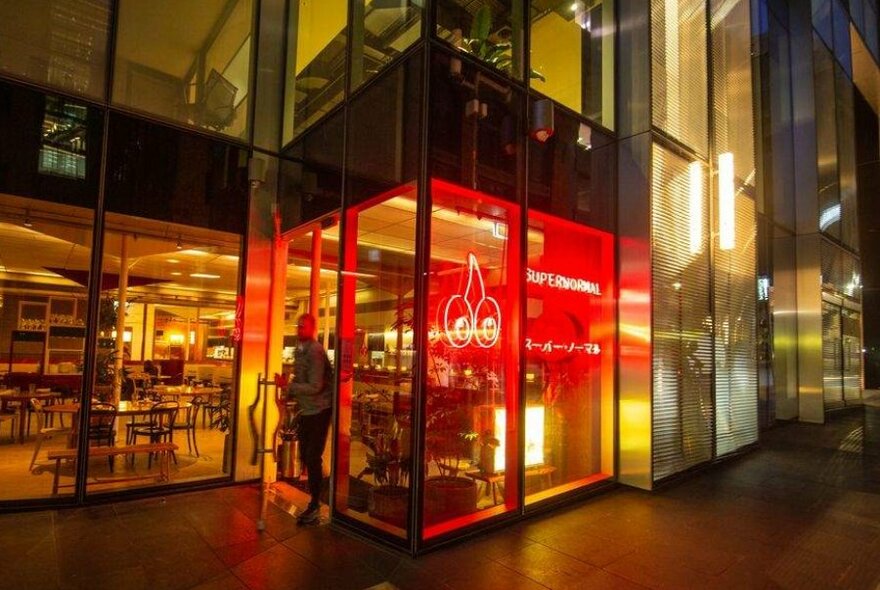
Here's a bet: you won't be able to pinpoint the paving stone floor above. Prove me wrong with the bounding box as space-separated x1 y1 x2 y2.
2 402 879 590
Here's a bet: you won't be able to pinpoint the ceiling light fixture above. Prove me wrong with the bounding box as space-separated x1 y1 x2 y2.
190 273 221 279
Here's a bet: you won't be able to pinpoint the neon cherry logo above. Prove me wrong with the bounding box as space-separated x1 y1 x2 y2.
442 253 502 349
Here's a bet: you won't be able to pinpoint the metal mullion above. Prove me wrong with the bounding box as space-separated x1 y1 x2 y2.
411 41 432 556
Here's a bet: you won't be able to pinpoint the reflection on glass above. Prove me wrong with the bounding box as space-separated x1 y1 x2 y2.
436 0 523 79
335 188 417 538
90 213 242 493
524 212 614 503
530 0 614 128
0 196 93 499
39 96 89 180
351 0 422 90
113 0 254 139
285 0 349 143
423 180 520 539
0 0 110 99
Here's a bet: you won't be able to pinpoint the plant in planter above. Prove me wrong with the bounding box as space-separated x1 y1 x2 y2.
364 418 411 528
456 5 546 81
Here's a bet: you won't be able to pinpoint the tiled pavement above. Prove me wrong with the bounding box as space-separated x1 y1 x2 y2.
2 403 880 590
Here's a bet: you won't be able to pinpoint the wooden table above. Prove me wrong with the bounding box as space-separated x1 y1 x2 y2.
149 385 223 401
0 389 58 443
46 401 192 447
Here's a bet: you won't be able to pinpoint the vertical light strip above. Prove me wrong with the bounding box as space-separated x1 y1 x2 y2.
718 152 735 250
688 161 703 254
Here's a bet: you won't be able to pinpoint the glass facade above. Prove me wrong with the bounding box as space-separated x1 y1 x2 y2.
113 0 255 140
529 0 615 129
0 0 875 554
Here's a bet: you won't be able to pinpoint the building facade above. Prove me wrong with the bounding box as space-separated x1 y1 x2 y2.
0 0 876 553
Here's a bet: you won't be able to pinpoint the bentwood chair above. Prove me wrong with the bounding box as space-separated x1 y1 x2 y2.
172 396 202 457
88 402 118 472
130 401 179 468
28 398 68 471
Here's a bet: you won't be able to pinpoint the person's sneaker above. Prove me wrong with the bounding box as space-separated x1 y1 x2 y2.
297 504 320 524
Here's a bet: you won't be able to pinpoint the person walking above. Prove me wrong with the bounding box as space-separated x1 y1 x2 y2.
280 313 332 524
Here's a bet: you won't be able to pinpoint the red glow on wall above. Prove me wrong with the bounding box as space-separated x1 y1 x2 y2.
440 253 502 349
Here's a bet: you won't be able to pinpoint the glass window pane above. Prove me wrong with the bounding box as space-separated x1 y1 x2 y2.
651 0 708 155
0 196 93 500
524 211 614 503
436 0 524 80
335 190 417 539
711 0 755 190
530 0 615 129
113 0 255 140
814 36 841 239
423 180 521 539
350 0 423 90
284 0 348 143
651 143 713 480
0 0 110 99
430 51 523 202
527 106 615 232
0 84 99 501
90 213 243 493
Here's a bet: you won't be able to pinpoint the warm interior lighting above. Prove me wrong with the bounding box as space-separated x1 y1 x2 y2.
718 152 735 251
190 273 221 279
688 161 703 254
168 333 185 345
167 259 180 264
494 406 545 472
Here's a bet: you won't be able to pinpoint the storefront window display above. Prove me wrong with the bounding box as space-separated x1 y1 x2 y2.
524 211 614 503
335 187 418 540
422 180 521 539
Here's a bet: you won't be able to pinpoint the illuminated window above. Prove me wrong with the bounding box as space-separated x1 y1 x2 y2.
435 0 523 80
524 211 615 503
423 180 521 539
350 0 423 90
113 0 255 139
334 188 418 539
284 0 348 143
530 0 615 129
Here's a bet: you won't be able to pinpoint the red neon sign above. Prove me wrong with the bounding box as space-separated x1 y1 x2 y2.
232 295 244 343
441 253 502 349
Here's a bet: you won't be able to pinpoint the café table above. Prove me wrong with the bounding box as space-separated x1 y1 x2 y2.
45 401 192 448
149 385 224 402
0 389 58 443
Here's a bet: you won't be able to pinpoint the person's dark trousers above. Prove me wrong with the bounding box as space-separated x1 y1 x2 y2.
299 408 332 507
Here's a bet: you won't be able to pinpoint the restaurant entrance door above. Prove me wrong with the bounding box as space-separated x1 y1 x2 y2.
271 218 339 516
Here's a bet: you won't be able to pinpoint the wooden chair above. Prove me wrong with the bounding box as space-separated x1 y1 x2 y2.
88 402 118 472
172 396 202 457
29 398 71 471
130 401 179 468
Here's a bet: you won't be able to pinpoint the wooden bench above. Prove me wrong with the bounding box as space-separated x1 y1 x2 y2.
47 443 178 495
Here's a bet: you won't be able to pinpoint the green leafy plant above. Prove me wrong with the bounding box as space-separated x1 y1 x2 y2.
459 5 545 81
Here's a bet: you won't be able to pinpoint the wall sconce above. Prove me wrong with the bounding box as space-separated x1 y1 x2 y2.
718 152 735 251
688 161 703 255
530 99 554 142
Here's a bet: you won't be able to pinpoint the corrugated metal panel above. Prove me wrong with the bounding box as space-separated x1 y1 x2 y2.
714 194 758 456
822 301 845 409
842 308 862 402
651 0 709 155
651 143 713 481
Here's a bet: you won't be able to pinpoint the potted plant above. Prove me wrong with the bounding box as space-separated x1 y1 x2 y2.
456 5 546 81
365 418 410 528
